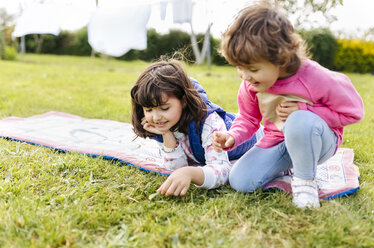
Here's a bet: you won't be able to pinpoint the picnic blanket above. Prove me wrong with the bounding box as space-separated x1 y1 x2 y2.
0 111 360 199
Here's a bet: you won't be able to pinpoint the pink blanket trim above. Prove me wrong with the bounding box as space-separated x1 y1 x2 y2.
0 111 360 199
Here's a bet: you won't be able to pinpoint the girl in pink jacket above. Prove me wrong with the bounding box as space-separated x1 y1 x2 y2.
212 3 364 208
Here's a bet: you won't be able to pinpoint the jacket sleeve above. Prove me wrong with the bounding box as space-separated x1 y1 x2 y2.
227 81 262 150
198 113 232 189
298 73 364 128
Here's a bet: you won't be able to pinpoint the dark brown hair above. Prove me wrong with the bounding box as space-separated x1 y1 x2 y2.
131 60 206 138
220 2 308 74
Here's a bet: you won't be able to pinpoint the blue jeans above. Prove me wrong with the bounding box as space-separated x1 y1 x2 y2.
229 110 338 192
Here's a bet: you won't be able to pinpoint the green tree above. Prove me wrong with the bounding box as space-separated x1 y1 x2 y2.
276 0 343 28
0 8 14 59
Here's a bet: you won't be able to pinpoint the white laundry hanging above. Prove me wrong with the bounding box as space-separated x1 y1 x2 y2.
160 1 168 20
87 4 151 57
12 4 61 39
172 0 193 24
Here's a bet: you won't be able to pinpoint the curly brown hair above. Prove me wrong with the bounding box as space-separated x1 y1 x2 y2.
220 2 308 74
131 60 206 138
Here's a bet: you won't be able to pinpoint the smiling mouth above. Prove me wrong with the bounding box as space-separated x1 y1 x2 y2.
155 121 168 127
251 81 260 86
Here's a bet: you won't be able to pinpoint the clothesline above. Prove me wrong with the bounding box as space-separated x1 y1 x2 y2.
11 0 216 60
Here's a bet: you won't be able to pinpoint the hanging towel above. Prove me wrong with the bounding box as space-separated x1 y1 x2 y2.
172 0 193 24
12 4 60 38
88 4 151 57
160 1 168 20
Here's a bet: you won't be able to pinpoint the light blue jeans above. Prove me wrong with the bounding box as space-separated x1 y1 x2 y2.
229 110 338 192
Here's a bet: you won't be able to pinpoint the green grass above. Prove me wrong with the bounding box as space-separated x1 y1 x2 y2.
0 54 373 247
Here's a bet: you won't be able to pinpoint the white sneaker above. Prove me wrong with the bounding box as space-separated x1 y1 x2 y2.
291 177 320 208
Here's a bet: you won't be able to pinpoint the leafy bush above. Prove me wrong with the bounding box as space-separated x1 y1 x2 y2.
24 28 91 56
48 31 75 55
70 27 91 56
119 29 228 65
119 29 192 62
334 39 374 73
299 28 337 70
20 28 225 64
25 34 36 52
20 27 371 73
3 45 17 60
40 34 57 53
211 37 227 65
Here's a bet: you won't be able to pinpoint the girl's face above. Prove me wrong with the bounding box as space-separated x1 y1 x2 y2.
236 61 288 92
142 93 183 133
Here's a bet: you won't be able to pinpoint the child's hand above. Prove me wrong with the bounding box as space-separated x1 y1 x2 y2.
157 167 192 196
212 131 235 152
141 118 166 135
276 101 300 121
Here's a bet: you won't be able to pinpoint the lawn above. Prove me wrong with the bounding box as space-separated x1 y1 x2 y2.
0 54 373 247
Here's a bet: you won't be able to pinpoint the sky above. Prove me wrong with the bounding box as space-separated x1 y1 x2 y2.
1 0 374 39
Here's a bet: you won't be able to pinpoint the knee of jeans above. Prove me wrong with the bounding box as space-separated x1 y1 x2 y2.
229 172 259 193
284 110 323 138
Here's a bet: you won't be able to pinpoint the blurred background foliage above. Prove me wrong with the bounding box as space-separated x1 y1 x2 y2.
1 8 374 74
12 27 373 74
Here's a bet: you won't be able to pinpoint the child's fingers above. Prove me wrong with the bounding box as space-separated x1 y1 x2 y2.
225 137 233 148
157 179 172 195
156 185 165 195
277 104 288 113
223 135 235 148
179 186 189 196
143 123 153 131
277 104 290 121
173 184 187 196
165 182 178 196
282 101 298 107
213 144 222 152
143 123 164 135
213 132 227 144
276 104 283 114
278 112 288 121
212 140 223 152
212 132 220 142
141 118 147 126
213 132 235 150
212 132 224 152
277 111 288 117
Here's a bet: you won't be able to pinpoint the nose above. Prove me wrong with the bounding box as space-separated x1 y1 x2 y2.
152 110 162 122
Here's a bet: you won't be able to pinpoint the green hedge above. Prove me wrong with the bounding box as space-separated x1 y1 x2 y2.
300 29 374 73
23 28 226 65
24 27 91 56
118 29 226 65
118 29 193 61
299 28 338 70
3 46 17 60
334 39 374 73
19 27 374 73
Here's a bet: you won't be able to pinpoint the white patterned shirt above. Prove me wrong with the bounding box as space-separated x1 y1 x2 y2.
158 112 232 189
